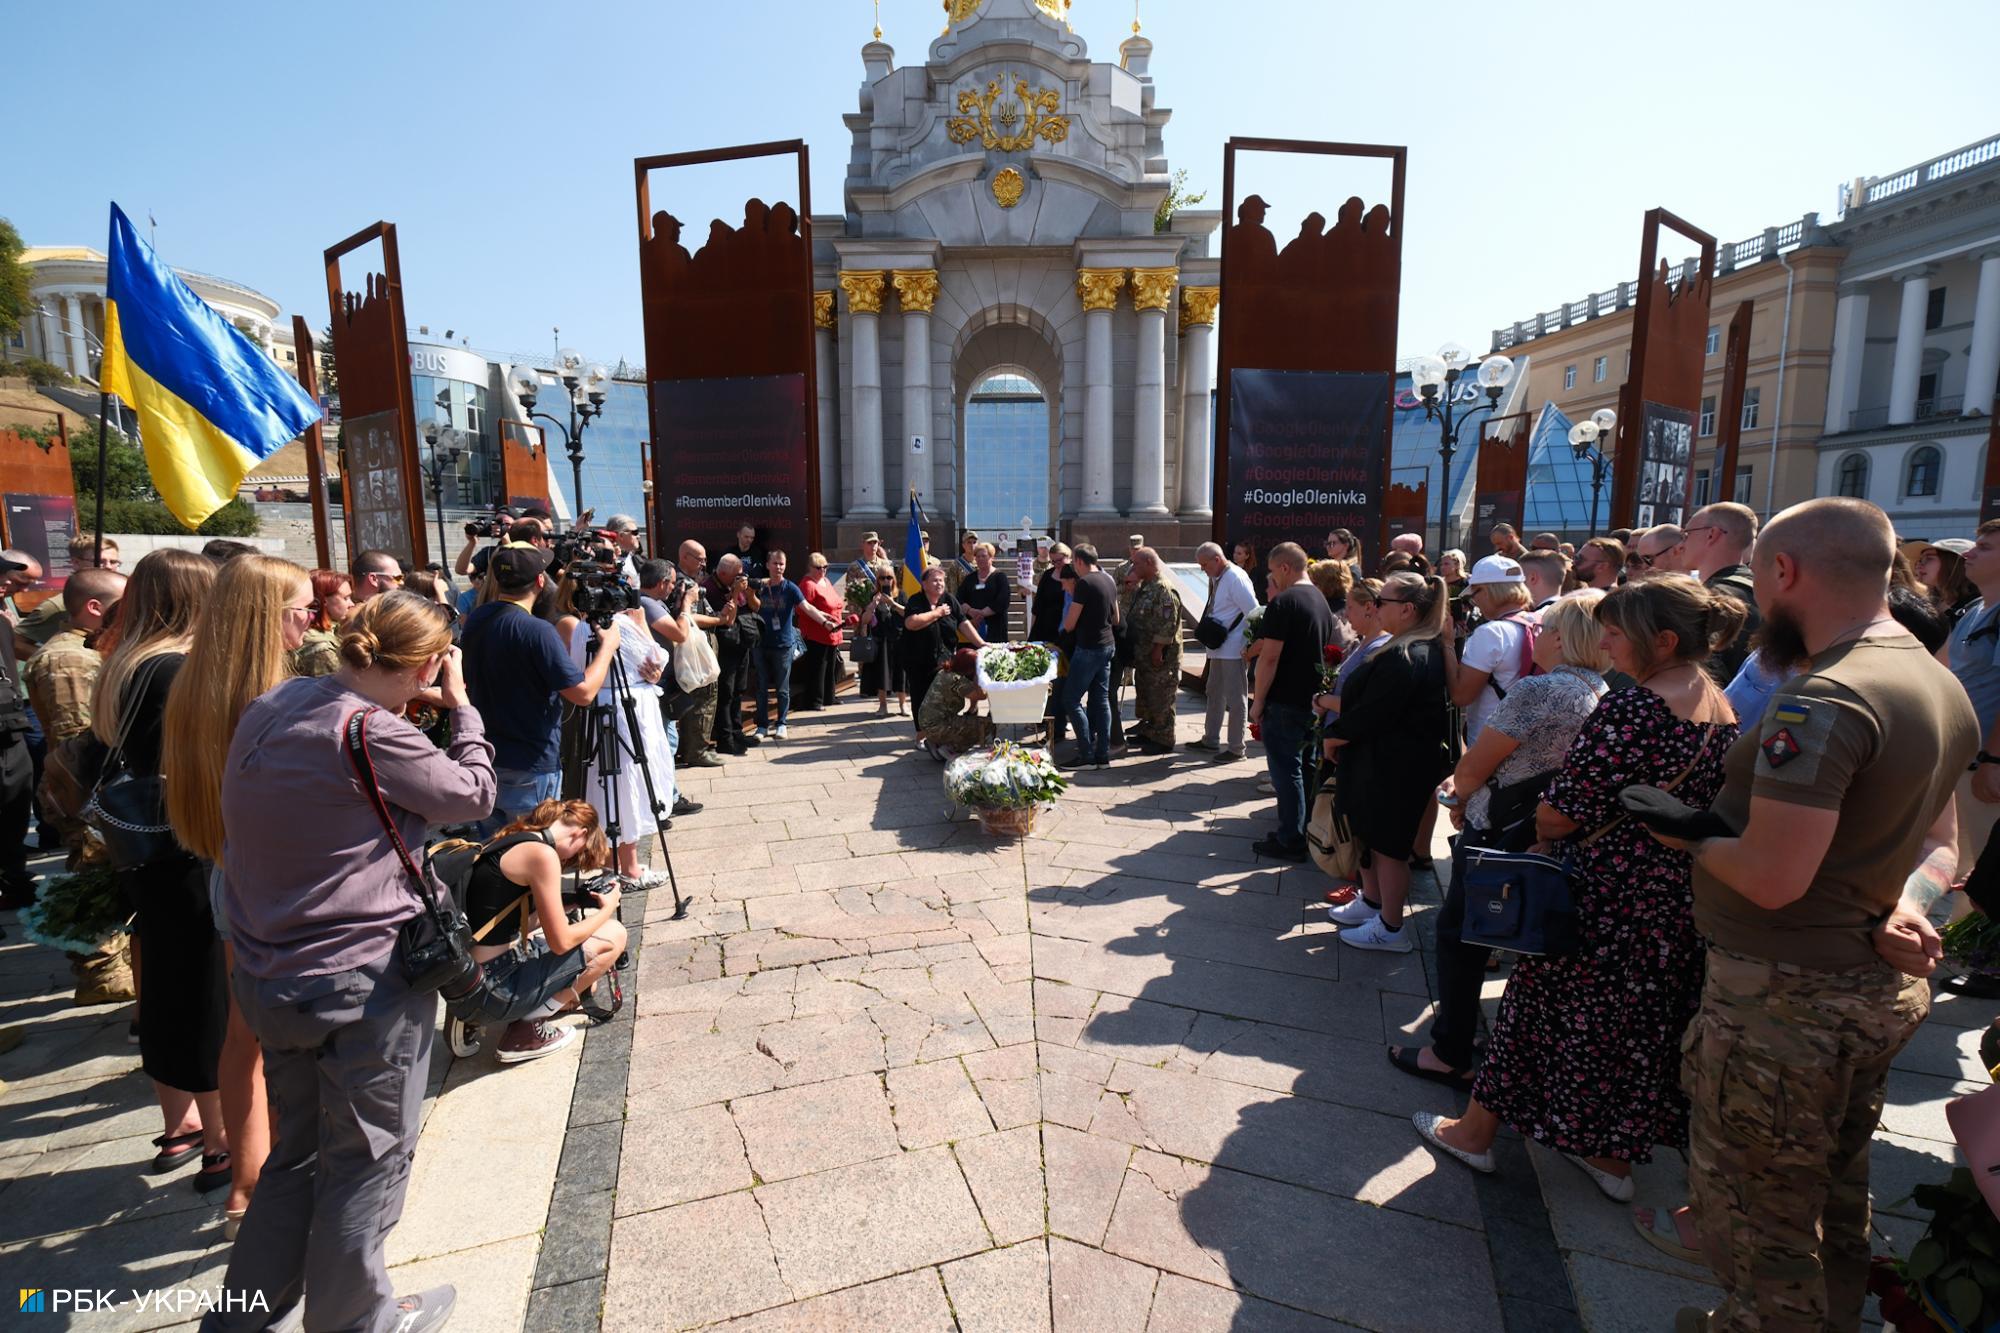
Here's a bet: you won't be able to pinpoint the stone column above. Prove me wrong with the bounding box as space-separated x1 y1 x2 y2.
1177 287 1220 515
63 293 89 380
1822 287 1870 434
1128 267 1177 517
1963 252 2000 417
1888 268 1933 426
891 270 939 510
839 271 888 516
1076 268 1125 518
813 291 840 521
38 301 61 369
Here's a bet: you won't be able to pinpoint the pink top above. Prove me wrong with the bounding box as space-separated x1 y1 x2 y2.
221 674 496 979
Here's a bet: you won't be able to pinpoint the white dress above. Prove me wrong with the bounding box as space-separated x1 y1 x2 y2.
567 613 676 839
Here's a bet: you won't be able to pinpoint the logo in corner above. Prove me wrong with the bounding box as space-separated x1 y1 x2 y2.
20 1290 45 1313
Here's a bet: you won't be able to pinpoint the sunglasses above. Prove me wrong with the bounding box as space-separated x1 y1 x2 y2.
1627 553 1656 568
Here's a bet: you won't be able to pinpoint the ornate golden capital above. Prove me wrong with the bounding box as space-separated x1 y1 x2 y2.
838 270 887 316
891 269 940 314
1130 267 1179 313
813 290 835 331
1076 268 1125 311
1179 286 1220 332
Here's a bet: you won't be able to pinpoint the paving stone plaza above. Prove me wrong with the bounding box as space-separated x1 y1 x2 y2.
0 690 1989 1331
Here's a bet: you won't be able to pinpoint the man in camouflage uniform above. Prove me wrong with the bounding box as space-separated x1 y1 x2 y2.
674 540 724 768
1126 548 1182 754
1664 499 1977 1332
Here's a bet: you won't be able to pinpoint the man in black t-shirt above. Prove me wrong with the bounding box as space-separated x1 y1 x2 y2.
1059 546 1120 768
1249 542 1335 860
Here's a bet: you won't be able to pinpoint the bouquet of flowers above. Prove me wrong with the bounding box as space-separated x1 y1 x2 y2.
20 863 131 955
944 741 1070 811
1242 605 1267 645
844 570 877 616
977 642 1055 686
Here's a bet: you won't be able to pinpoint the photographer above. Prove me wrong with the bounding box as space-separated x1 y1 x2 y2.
453 506 518 580
637 558 704 817
462 547 621 834
603 515 643 583
672 541 728 769
462 799 625 1064
708 553 761 755
563 570 674 888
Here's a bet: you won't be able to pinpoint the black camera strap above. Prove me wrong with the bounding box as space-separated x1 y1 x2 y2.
343 709 455 929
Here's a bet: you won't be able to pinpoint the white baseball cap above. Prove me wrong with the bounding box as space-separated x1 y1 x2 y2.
1466 554 1526 586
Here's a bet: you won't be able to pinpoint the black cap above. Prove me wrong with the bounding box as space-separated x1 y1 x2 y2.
490 545 550 591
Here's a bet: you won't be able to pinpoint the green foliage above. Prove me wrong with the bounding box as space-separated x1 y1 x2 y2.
0 356 73 387
1154 168 1208 233
96 497 259 537
21 420 259 535
318 322 338 404
0 217 31 341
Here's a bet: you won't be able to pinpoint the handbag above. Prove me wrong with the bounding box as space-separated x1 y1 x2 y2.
673 627 721 691
1193 584 1243 652
344 709 485 1008
850 631 881 665
82 659 180 872
1306 769 1360 881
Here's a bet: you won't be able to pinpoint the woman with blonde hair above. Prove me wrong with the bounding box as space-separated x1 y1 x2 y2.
163 554 313 1210
89 549 224 1183
214 591 493 1331
1321 572 1451 952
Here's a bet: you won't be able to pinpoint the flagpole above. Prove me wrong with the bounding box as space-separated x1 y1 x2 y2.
92 391 112 566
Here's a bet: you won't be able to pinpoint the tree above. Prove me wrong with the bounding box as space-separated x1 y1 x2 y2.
0 217 33 344
318 322 339 406
20 420 260 537
1154 169 1208 234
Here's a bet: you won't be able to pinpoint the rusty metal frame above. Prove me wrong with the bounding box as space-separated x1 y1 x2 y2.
289 314 333 569
1712 300 1754 505
1214 136 1407 562
323 221 427 568
633 140 820 556
1613 208 1717 527
1472 407 1536 539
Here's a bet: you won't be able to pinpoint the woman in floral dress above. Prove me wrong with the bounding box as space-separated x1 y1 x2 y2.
1413 577 1746 1200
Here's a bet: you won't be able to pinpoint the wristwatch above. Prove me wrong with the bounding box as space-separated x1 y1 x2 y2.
1973 751 2000 770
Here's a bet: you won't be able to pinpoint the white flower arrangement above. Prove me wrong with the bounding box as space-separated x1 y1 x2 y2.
944 741 1070 811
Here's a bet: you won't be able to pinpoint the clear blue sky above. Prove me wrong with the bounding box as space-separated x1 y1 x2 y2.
7 0 1988 368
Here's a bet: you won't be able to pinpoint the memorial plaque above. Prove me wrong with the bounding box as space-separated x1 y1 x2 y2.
323 223 425 568
340 409 416 560
652 374 811 559
1632 401 1695 529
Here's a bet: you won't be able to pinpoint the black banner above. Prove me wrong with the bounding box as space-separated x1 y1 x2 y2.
653 373 809 558
1226 369 1389 563
1634 400 1695 530
1473 489 1524 539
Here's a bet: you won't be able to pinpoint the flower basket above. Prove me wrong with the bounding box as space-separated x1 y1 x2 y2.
945 742 1068 839
976 643 1058 725
20 863 132 955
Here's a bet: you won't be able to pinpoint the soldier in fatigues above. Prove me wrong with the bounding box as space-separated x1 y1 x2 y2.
674 540 725 768
22 571 124 863
1126 548 1182 754
1657 499 1977 1332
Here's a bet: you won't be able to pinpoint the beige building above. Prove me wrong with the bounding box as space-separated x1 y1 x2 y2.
1490 216 1844 523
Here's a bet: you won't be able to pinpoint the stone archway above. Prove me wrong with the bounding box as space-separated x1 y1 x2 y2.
951 308 1068 539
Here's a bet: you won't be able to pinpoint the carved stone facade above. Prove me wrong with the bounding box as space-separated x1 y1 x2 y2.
812 0 1220 548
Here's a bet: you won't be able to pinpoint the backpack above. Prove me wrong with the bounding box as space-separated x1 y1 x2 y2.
1488 612 1542 701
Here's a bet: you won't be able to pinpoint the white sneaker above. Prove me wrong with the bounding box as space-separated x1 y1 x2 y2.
774 724 789 740
636 870 669 890
1339 914 1412 953
1562 1152 1636 1202
1413 1111 1495 1173
1326 895 1380 927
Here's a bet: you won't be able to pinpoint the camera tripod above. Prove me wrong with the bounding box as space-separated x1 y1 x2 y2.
572 623 687 921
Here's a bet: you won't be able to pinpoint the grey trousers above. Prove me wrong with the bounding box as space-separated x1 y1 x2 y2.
203 950 435 1333
1202 657 1249 755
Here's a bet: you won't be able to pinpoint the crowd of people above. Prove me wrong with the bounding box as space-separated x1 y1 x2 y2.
1 488 1995 1332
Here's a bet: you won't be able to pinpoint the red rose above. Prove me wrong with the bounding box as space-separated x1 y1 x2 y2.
1323 644 1344 665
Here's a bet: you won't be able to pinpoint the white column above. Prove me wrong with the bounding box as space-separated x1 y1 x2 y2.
62 293 89 379
813 292 840 520
1888 268 1933 426
1963 252 2000 417
892 270 938 510
1128 267 1175 516
1177 287 1218 515
1076 268 1123 517
38 301 61 368
1822 287 1870 434
839 271 888 516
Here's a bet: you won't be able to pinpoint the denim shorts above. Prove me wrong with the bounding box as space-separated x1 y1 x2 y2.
474 934 587 1025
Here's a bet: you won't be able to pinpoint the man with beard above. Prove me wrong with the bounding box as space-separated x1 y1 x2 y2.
1656 498 1976 1332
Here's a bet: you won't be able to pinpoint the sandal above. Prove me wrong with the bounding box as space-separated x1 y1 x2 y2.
150 1130 203 1173
1632 1205 1701 1262
1562 1151 1634 1202
192 1150 232 1194
1386 1045 1475 1089
223 1206 248 1242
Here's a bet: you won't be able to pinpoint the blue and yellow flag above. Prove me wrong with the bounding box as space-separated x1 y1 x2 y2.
98 203 321 529
901 489 932 597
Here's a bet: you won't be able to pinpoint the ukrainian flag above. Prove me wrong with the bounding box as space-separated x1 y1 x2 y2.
901 489 931 597
97 203 321 529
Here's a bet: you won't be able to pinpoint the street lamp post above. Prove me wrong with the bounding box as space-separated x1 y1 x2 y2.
420 420 464 573
1410 343 1514 554
510 351 608 522
1566 409 1619 538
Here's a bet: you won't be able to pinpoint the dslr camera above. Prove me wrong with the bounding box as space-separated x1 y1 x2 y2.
463 515 507 540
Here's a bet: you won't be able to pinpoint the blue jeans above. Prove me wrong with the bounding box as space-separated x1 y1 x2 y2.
754 641 795 729
1261 702 1313 849
1063 645 1115 764
477 767 561 837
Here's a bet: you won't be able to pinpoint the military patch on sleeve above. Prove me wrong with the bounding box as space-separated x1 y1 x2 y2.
1757 697 1835 784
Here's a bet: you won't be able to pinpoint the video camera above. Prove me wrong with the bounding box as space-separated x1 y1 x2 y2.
463 515 508 540
554 531 641 628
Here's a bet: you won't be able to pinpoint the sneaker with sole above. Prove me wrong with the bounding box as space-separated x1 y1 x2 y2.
445 1015 483 1059
1562 1151 1636 1202
495 1020 577 1064
1184 738 1218 752
774 724 789 740
1412 1111 1495 1173
387 1285 456 1333
1249 836 1308 863
672 796 704 817
1326 895 1381 927
1339 915 1413 953
688 751 726 768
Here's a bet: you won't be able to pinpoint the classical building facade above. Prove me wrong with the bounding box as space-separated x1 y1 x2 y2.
810 0 1220 551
